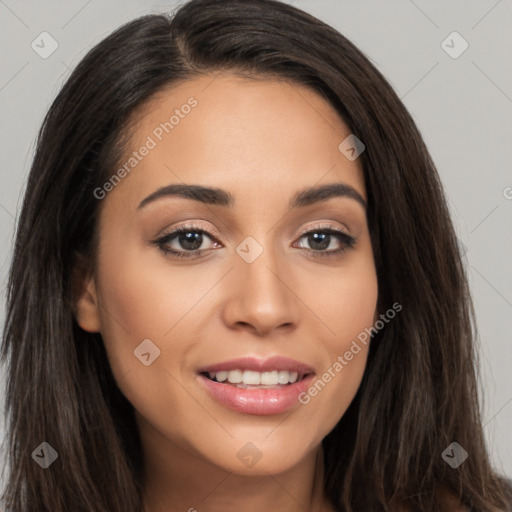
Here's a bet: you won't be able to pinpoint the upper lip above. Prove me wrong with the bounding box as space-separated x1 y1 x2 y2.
198 356 315 377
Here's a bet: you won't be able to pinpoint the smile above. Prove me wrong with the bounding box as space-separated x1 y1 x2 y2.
197 356 315 415
204 369 306 387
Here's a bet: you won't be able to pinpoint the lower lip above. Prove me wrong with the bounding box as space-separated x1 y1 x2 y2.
197 373 315 415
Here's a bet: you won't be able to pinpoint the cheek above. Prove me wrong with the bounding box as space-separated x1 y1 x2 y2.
92 239 180 377
301 253 378 427
93 235 227 390
312 248 378 350
326 269 378 350
92 247 201 433
95 218 224 336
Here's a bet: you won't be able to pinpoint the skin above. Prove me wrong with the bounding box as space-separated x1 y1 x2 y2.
74 73 379 512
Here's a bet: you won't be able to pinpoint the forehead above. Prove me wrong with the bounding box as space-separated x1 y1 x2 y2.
106 73 366 211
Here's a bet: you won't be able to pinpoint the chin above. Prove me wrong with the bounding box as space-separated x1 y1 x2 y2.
200 435 318 476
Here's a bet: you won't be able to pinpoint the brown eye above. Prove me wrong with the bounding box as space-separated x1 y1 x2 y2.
153 225 221 259
294 226 356 257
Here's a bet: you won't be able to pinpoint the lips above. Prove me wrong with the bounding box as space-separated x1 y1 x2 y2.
197 356 315 415
198 356 314 376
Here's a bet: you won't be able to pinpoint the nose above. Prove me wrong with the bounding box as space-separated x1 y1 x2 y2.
220 245 300 337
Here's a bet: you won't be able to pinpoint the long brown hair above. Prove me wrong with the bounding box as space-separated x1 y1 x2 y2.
1 0 511 510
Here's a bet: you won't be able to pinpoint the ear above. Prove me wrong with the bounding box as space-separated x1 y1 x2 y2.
71 253 101 333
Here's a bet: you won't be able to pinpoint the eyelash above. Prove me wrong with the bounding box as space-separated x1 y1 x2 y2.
152 222 357 260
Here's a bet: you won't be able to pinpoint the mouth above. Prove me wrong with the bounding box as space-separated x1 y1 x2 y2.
196 356 315 415
200 369 312 388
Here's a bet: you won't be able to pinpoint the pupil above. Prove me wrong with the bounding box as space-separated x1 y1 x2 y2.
179 232 202 250
308 232 329 250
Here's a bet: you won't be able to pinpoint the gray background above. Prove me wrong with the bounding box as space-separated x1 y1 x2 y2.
0 0 511 493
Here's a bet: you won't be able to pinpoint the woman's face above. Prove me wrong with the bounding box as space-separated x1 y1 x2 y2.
76 73 378 475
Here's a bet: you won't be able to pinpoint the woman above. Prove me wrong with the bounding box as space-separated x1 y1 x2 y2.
1 0 511 510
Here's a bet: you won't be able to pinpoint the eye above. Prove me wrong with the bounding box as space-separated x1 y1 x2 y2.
151 222 357 260
294 223 357 257
152 224 220 259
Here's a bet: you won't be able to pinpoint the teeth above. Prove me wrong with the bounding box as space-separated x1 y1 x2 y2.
243 370 260 385
215 371 228 382
207 369 302 385
227 369 243 384
261 371 278 385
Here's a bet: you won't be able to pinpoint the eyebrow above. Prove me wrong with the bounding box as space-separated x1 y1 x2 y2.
137 182 366 210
